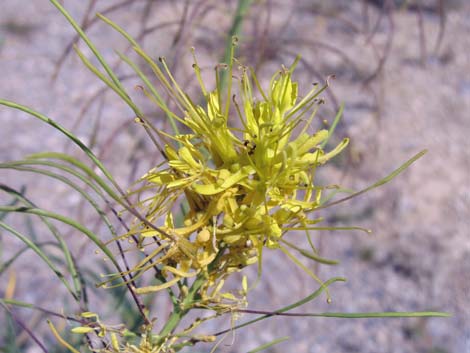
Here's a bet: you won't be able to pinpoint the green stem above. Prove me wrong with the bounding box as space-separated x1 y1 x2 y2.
220 0 253 90
157 248 225 343
157 275 205 340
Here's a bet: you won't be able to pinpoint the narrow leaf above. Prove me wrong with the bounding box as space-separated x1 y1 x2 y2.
0 206 121 274
0 221 77 299
213 277 345 336
317 150 428 210
247 336 289 353
0 185 81 298
0 99 124 199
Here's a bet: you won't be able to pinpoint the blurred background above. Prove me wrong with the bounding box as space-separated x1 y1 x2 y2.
1 0 469 352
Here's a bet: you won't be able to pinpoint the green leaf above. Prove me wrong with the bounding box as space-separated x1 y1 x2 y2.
0 102 172 241
0 241 56 276
0 186 24 221
320 103 344 149
0 206 122 274
73 45 143 118
25 152 121 203
0 162 118 237
117 51 180 135
0 185 81 299
280 238 339 265
216 277 346 335
297 311 451 318
2 311 19 353
0 99 123 199
247 336 289 353
220 0 253 91
49 0 127 95
0 221 77 299
318 150 428 210
1 299 34 309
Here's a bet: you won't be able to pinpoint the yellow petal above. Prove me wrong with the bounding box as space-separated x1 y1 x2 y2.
111 333 120 350
147 171 175 184
162 265 198 278
317 137 349 163
71 327 95 334
80 312 98 319
134 277 181 294
48 321 81 353
192 167 253 195
179 146 201 170
296 130 328 155
242 275 248 294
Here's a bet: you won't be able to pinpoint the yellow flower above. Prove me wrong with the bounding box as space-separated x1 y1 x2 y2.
122 47 348 306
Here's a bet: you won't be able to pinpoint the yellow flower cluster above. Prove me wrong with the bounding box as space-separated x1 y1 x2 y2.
50 312 167 353
124 53 349 302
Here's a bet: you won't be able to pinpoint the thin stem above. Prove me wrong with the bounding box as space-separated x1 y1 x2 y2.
0 302 50 353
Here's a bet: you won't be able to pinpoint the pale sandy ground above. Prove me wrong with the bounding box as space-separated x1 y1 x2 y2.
0 1 469 353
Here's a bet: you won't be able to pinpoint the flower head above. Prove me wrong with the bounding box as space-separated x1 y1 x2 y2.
121 45 348 307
